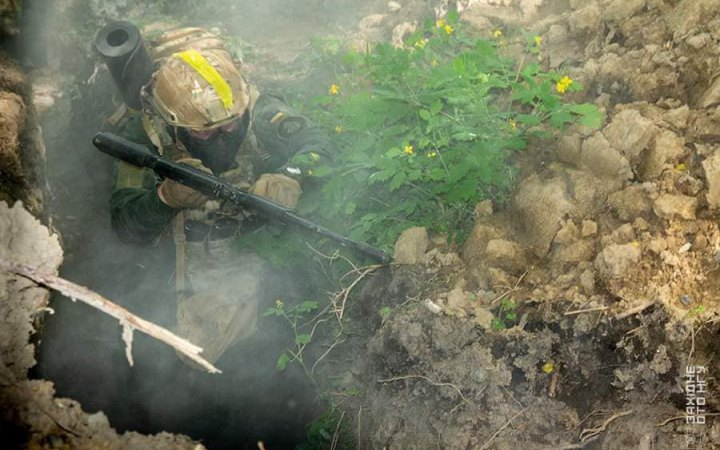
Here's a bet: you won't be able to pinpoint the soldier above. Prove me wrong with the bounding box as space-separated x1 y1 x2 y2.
108 27 329 366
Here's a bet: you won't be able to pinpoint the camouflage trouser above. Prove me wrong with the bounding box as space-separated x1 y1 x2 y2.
175 237 264 366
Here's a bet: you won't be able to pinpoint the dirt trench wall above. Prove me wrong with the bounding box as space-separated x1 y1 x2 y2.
0 13 205 448
0 51 44 216
341 1 720 449
0 0 20 36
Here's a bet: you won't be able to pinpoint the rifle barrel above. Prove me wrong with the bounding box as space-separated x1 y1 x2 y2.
93 132 390 264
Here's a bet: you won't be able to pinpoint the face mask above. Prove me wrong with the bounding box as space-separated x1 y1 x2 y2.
176 111 250 174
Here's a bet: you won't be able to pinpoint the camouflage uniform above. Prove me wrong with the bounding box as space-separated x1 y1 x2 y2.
109 28 328 365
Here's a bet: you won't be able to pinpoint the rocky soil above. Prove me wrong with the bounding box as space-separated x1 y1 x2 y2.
334 1 720 449
2 0 720 449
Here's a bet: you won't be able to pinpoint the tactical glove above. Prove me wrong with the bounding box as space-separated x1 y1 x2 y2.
252 173 301 209
157 158 211 209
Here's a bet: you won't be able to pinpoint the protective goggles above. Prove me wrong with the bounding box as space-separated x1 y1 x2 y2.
186 118 242 141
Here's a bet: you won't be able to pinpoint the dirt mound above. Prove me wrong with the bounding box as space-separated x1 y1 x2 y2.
329 0 720 448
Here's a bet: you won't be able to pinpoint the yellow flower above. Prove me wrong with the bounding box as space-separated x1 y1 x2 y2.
534 35 543 46
329 84 340 95
493 29 503 38
676 163 687 171
275 299 284 308
444 24 454 35
414 38 428 49
542 361 555 374
335 125 344 134
310 152 321 161
509 119 517 130
556 76 573 94
403 145 414 155
427 151 437 158
431 59 439 67
436 19 445 28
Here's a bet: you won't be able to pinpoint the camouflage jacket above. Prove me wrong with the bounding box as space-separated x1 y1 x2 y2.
110 92 329 244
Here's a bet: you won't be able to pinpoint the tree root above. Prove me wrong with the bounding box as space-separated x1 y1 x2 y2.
1 259 220 374
479 407 529 450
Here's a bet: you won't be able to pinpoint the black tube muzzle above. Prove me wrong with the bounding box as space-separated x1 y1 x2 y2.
94 21 155 110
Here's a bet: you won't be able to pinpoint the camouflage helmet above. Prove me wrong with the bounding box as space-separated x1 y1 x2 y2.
148 48 249 130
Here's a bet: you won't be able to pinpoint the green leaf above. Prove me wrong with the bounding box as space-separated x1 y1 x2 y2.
297 301 320 313
521 63 540 79
383 124 410 136
385 147 402 158
452 132 477 141
389 171 408 191
512 85 537 104
515 114 541 127
428 167 446 181
406 169 423 182
262 307 283 317
419 109 431 121
370 168 395 183
453 57 467 76
276 352 290 371
345 386 361 396
491 318 506 331
344 202 357 215
312 165 334 177
430 99 443 116
550 110 573 128
417 137 431 149
296 334 312 345
570 103 604 128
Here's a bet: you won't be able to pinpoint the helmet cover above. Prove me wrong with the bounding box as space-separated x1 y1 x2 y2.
150 48 249 130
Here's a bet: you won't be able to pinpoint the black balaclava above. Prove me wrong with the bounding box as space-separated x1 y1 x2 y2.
176 110 250 174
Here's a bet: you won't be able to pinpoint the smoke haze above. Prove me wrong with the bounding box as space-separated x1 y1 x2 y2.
23 0 399 447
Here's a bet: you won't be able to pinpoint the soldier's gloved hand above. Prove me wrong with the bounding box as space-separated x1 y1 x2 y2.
221 166 253 191
252 173 301 209
157 158 211 209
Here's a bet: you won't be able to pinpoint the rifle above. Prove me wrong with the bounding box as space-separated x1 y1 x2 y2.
92 132 390 264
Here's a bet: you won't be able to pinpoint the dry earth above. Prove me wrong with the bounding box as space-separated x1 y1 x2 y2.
1 0 720 449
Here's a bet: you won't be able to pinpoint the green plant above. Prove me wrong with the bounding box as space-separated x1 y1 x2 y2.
491 297 518 330
686 304 706 319
297 13 602 250
263 299 320 375
296 406 355 450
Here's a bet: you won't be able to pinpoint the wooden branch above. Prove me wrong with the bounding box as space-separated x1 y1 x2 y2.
614 300 654 320
1 260 220 374
564 306 608 316
491 270 528 305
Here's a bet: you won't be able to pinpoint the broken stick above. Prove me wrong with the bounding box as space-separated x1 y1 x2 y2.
0 260 220 374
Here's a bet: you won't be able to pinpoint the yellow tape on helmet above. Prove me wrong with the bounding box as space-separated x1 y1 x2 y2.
175 49 234 109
